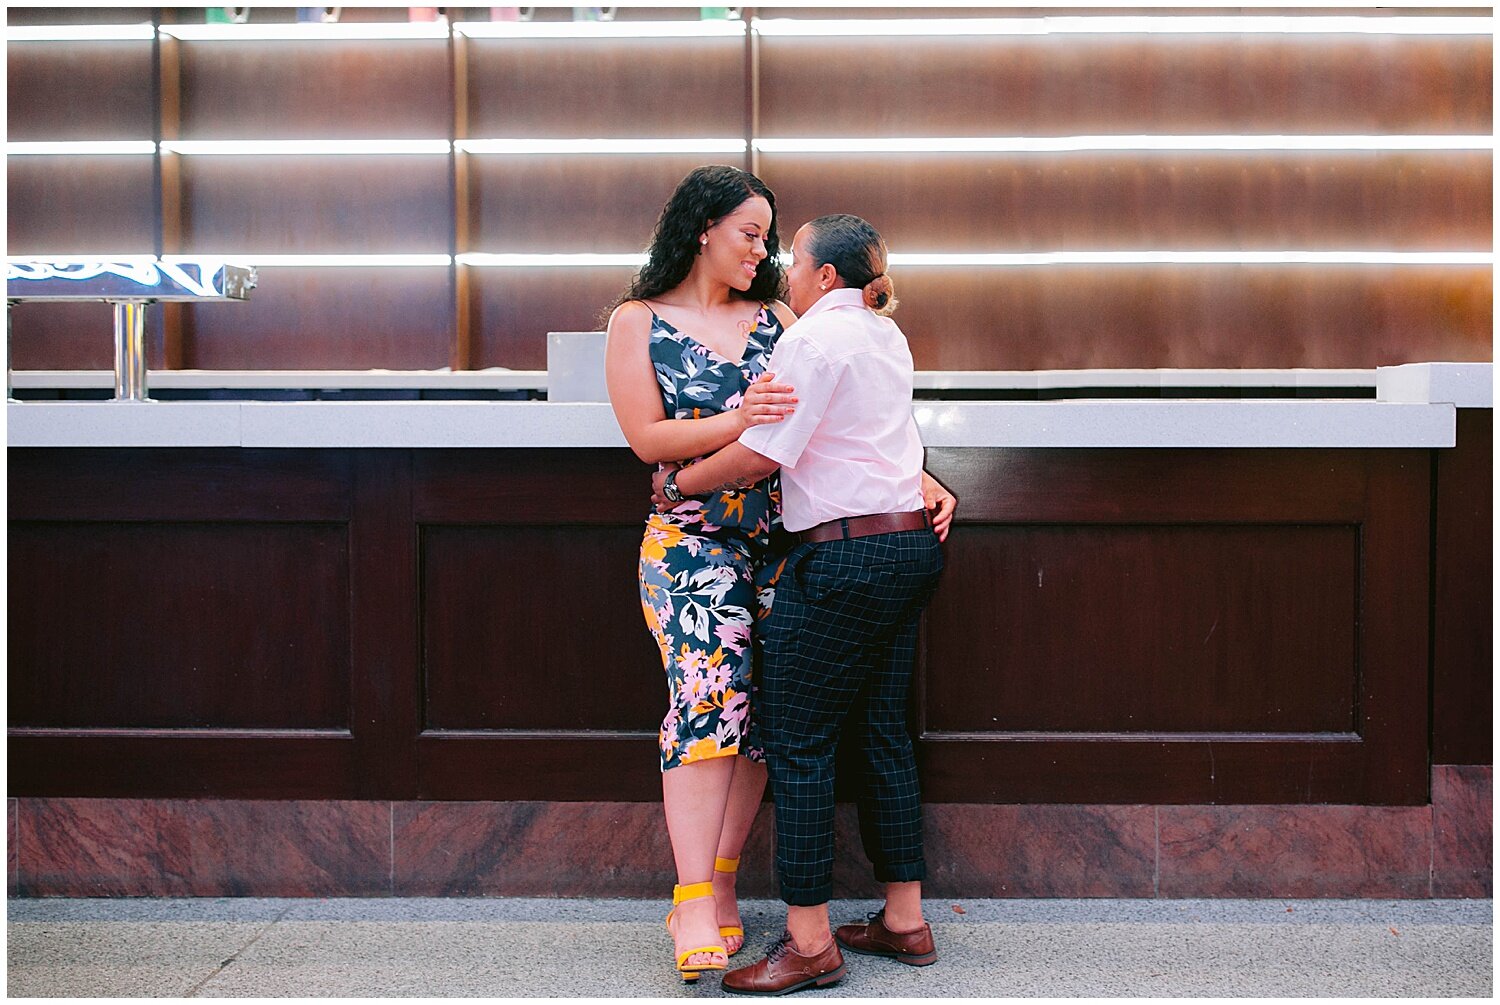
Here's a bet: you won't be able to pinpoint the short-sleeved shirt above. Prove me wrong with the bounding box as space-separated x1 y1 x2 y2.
738 288 924 533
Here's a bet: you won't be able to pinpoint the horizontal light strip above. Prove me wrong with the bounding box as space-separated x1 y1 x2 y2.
8 255 160 265
457 138 747 155
160 140 451 156
13 137 1483 158
461 252 1492 268
6 23 155 41
455 20 744 39
13 15 1487 43
886 252 1494 266
7 141 157 156
16 253 1488 270
161 254 451 267
158 23 449 42
752 16 1494 37
458 254 646 267
754 135 1494 154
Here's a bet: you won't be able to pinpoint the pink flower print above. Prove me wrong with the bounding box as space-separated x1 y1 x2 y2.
678 645 709 675
678 660 710 705
704 660 734 694
722 688 749 724
724 390 744 410
664 499 705 521
714 620 750 655
660 711 681 757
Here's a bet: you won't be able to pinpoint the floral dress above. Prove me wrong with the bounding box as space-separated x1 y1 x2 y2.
637 302 790 770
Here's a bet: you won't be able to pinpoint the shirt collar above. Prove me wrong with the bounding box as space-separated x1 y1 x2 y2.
798 287 866 323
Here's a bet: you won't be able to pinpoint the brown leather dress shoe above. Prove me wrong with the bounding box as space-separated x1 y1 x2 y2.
721 931 847 996
834 910 938 966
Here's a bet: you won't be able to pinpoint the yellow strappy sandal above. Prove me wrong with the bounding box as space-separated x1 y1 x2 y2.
715 856 746 956
665 881 728 982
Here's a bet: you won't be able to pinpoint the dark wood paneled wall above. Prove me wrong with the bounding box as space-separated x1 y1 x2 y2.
7 6 1491 370
12 521 352 729
178 39 452 138
1432 410 1493 765
11 436 1486 804
755 35 1492 132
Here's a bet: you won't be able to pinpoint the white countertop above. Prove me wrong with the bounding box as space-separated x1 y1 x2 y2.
6 399 1456 448
915 368 1378 391
8 364 1483 449
11 367 1380 392
9 368 551 391
1375 362 1493 409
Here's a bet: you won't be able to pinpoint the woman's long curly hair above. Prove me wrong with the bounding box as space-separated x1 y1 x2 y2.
610 165 785 313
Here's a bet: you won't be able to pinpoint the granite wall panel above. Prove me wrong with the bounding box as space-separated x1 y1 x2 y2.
9 798 17 898
1432 765 1492 898
1157 804 1432 898
14 799 390 898
9 766 1490 898
391 800 778 899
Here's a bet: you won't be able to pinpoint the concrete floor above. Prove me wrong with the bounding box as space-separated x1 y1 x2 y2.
6 897 1492 998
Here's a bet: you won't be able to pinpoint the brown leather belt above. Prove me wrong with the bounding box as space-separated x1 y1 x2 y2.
798 509 931 544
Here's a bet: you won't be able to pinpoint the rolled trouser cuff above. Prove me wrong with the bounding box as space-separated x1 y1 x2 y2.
873 859 926 884
780 884 833 907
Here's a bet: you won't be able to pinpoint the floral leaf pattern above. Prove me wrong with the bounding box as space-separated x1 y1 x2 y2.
647 304 784 540
636 302 792 770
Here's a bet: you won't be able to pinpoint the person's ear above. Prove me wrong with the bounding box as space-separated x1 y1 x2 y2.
818 263 838 290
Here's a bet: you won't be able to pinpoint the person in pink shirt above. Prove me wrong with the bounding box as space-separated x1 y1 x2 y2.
652 214 953 995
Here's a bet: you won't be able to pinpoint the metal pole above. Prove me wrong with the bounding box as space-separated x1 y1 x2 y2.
112 300 150 402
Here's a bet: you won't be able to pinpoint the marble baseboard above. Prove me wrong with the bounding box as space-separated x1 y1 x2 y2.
1432 765 1492 898
12 799 390 898
9 798 18 897
391 800 777 898
1157 804 1432 898
9 767 1491 898
821 803 1158 899
921 803 1159 898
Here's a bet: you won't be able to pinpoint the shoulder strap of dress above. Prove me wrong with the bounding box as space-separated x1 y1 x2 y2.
760 301 783 333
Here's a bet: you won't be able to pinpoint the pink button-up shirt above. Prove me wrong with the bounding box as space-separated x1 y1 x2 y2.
738 288 925 533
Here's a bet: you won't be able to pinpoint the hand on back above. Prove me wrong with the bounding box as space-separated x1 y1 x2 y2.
739 371 797 429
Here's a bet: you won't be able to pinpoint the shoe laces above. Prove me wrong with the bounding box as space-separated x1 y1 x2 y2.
764 931 794 963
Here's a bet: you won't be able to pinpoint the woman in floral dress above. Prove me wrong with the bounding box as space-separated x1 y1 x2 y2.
604 165 798 979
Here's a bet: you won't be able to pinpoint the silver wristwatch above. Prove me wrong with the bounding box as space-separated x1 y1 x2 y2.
661 470 684 503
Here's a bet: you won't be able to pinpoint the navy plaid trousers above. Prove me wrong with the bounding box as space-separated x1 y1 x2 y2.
754 528 944 906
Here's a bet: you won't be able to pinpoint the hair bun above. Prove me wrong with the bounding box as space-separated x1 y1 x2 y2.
862 274 895 313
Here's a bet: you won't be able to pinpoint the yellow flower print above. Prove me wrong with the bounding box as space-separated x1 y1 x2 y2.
682 736 722 763
641 516 686 563
720 492 746 524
